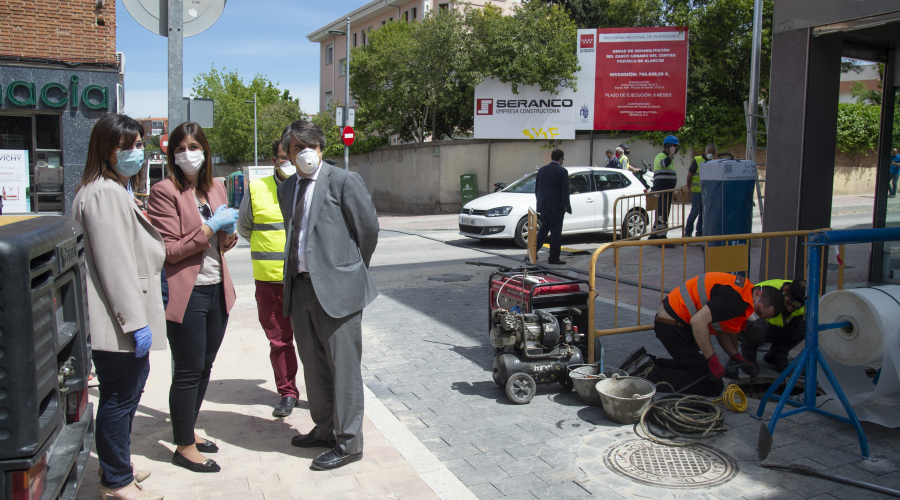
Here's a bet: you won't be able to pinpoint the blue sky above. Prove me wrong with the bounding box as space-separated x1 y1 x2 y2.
116 0 361 118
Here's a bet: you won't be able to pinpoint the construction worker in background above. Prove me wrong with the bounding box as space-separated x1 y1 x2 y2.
683 143 717 238
728 279 807 374
616 146 629 170
620 272 784 396
647 135 680 247
237 138 301 418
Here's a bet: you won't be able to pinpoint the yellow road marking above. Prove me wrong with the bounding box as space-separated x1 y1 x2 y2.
0 216 37 227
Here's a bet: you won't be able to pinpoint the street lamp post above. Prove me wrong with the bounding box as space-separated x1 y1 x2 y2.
244 93 258 166
328 17 351 170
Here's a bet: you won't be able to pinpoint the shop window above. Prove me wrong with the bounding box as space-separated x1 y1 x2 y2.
0 112 63 212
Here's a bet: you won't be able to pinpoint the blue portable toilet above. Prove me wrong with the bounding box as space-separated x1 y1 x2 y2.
700 157 757 245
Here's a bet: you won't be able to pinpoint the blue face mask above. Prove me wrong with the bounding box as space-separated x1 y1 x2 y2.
114 148 144 177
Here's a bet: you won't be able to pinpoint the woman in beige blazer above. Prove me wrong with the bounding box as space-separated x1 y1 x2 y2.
72 114 166 500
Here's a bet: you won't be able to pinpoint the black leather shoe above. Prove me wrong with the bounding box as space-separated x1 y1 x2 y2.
547 259 567 265
195 439 218 453
291 428 337 449
763 352 790 372
310 447 362 471
172 451 221 473
272 396 300 418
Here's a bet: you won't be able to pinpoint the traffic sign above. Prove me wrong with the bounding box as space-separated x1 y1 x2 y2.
160 134 169 154
342 126 355 146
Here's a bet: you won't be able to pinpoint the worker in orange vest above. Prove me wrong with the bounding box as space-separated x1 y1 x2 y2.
620 273 784 396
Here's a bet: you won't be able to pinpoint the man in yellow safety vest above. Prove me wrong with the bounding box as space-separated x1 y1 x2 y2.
732 279 806 373
683 143 716 237
238 138 300 417
646 135 679 247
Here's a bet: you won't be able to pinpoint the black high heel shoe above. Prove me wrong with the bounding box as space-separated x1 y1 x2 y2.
195 439 219 453
172 451 221 473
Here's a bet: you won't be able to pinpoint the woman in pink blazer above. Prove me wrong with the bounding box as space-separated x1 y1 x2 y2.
148 122 238 473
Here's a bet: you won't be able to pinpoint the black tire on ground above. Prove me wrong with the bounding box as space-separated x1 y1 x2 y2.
505 372 537 404
620 208 648 240
513 216 534 249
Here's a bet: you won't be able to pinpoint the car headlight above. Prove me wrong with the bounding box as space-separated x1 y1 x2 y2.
486 206 513 217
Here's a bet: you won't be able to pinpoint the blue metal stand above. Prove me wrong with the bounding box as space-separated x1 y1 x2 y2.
751 228 900 459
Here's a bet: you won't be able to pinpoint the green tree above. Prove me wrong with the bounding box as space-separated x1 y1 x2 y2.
191 65 289 165
144 134 161 154
350 3 579 143
311 100 388 160
257 98 304 158
836 102 880 153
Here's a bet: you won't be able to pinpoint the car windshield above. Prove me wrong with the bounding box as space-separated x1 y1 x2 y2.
504 173 537 193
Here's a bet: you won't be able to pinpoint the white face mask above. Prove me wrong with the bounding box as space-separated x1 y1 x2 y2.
706 153 714 160
175 150 205 175
747 296 761 322
293 148 321 175
279 161 294 177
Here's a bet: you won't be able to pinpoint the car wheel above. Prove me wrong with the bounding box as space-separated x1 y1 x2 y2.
513 216 539 249
621 208 647 239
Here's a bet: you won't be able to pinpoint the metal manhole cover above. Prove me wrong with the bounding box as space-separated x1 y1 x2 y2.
604 439 738 488
600 264 660 277
427 274 472 282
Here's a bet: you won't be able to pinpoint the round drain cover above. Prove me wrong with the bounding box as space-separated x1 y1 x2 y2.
428 274 472 282
604 439 738 488
600 264 660 277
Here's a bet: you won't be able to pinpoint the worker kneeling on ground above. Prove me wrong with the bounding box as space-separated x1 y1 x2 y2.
621 272 784 396
732 279 806 374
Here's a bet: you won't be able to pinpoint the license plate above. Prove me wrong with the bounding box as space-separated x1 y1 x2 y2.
461 217 476 225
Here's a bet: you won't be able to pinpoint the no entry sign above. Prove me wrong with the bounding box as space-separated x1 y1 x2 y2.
342 126 355 146
574 27 689 131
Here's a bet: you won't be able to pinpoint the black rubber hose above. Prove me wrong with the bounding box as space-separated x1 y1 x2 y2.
380 228 667 293
758 462 900 498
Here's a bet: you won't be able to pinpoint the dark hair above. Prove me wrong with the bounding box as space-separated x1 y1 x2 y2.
551 149 565 162
757 285 785 317
788 280 806 303
271 139 282 158
281 120 326 155
605 149 614 155
166 122 214 194
78 114 145 192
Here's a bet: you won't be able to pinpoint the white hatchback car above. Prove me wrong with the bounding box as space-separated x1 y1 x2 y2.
459 166 650 248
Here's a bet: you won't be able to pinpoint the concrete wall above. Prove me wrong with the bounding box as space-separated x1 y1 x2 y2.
349 134 694 214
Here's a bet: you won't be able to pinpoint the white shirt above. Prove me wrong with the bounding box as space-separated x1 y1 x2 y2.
291 164 322 273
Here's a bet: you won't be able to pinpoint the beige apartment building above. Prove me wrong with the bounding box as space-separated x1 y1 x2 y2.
308 0 520 114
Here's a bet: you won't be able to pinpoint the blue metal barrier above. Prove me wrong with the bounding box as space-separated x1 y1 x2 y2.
754 227 900 459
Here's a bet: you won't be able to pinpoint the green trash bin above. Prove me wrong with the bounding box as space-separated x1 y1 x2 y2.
460 174 478 206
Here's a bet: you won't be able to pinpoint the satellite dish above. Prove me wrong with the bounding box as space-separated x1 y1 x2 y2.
122 0 226 38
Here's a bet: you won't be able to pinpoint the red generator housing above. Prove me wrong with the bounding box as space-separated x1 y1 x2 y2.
489 269 590 342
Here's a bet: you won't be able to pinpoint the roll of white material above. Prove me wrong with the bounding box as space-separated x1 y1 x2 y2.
815 285 900 427
818 288 896 365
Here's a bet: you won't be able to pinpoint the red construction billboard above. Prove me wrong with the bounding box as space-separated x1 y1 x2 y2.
574 27 689 131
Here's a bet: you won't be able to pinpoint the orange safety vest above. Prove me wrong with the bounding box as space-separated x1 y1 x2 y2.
668 273 755 335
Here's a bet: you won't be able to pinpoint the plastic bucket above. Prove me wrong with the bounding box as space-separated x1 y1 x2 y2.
568 364 628 407
595 375 656 424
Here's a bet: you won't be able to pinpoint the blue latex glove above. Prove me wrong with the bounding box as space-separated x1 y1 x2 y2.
204 204 238 233
132 326 152 358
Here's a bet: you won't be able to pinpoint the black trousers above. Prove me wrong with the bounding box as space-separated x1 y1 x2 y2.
93 351 150 489
166 283 228 446
646 319 724 396
740 317 805 363
648 179 676 238
535 210 565 261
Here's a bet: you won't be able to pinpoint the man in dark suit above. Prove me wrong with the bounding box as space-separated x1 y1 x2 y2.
534 149 571 265
276 120 379 471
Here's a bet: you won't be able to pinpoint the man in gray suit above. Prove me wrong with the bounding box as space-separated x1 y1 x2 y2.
276 120 379 470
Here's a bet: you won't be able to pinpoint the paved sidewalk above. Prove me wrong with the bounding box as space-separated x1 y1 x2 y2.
77 253 461 499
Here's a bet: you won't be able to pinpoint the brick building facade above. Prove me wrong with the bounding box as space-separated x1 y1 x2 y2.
0 0 116 64
0 0 121 214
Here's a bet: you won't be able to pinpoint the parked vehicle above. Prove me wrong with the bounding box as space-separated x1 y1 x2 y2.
459 166 648 248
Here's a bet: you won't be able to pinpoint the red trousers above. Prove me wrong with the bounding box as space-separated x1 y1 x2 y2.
255 280 299 398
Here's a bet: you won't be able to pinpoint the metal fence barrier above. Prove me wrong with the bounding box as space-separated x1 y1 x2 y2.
585 230 845 363
613 187 688 241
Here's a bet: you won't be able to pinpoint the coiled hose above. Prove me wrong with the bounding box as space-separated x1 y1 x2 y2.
635 383 746 447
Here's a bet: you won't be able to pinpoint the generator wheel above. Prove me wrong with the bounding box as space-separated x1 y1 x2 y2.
506 373 536 404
